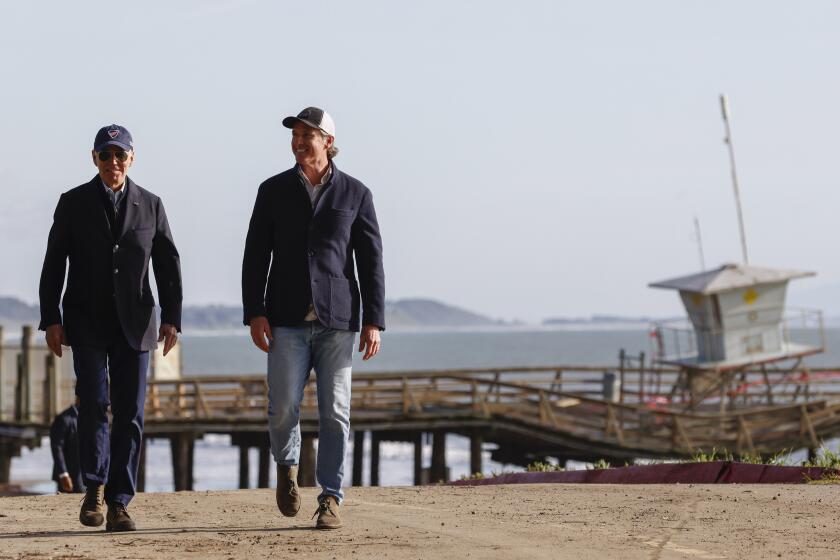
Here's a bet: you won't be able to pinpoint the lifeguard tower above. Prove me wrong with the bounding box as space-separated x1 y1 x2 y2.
648 263 824 409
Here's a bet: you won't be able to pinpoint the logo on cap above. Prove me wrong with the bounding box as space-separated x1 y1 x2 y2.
108 129 120 139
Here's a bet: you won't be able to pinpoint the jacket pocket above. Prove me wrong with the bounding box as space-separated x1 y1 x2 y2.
330 208 355 218
329 277 351 321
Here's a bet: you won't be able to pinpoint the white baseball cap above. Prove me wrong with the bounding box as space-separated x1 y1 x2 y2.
282 107 336 137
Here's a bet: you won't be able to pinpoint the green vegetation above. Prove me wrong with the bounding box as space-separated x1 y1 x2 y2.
688 447 792 466
462 446 840 482
590 459 612 470
458 471 486 481
802 447 840 469
525 461 565 473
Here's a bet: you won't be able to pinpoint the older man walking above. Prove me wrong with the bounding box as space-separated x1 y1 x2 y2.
39 124 182 531
242 107 385 529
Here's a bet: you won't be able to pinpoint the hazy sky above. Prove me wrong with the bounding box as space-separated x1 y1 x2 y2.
1 1 838 323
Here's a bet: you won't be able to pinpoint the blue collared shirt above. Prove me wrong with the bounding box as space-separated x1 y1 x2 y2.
101 179 126 217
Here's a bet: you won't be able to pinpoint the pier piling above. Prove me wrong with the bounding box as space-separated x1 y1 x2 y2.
238 444 250 489
370 432 381 486
431 430 447 483
257 444 270 488
170 434 195 491
298 435 316 486
137 438 147 492
352 430 364 486
470 433 483 476
413 432 423 485
0 442 14 483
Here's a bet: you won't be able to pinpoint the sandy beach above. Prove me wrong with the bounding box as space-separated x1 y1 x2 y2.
1 483 837 559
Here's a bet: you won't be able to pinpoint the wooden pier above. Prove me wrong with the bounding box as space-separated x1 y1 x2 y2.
4 325 840 491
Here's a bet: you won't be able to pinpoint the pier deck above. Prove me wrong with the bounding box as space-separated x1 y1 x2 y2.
5 362 840 490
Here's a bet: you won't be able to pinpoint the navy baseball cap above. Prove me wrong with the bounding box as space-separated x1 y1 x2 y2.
94 124 134 152
282 107 336 137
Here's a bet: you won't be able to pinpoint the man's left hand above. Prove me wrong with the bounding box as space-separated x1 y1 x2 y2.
358 325 381 361
158 323 179 356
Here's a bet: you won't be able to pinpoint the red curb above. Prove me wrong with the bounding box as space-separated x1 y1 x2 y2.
451 461 837 486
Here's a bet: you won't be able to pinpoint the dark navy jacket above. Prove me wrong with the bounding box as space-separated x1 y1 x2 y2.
38 176 183 351
50 405 84 492
242 163 385 331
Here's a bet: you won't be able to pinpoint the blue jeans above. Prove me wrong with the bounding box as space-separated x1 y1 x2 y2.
72 333 149 507
267 322 354 502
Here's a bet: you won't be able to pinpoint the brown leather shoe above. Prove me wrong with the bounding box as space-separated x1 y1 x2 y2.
106 502 136 532
276 464 301 517
313 495 342 529
79 484 105 527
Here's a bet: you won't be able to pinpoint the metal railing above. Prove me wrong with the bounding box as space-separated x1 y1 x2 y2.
649 308 824 366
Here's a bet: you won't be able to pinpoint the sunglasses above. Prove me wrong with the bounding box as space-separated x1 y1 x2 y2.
97 150 131 162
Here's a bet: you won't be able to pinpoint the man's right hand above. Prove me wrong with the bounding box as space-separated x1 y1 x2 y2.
249 316 273 353
58 472 73 493
45 324 67 357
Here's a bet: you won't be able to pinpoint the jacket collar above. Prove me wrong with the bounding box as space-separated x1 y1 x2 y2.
86 175 141 241
292 162 342 215
116 176 141 240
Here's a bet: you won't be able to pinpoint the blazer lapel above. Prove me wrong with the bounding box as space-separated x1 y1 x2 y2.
85 177 114 241
312 164 340 216
117 177 140 241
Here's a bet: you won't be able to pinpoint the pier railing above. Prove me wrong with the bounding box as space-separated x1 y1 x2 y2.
142 367 840 457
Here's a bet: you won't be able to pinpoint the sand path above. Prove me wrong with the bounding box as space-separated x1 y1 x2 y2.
1 484 837 559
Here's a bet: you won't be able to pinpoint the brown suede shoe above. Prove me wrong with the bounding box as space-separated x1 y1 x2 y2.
79 484 105 527
106 502 136 532
313 495 342 529
276 464 301 517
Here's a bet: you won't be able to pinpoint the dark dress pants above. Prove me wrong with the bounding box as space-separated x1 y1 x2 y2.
72 331 149 507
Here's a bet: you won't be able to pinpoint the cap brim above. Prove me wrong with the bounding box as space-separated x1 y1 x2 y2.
95 140 133 152
282 116 323 130
283 116 337 138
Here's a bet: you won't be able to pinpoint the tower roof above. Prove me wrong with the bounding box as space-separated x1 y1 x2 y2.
649 263 814 295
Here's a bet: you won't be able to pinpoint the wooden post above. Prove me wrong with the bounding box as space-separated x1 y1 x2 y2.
257 444 270 488
470 433 483 476
43 354 58 424
14 354 22 421
551 370 563 393
352 430 365 486
0 325 4 421
431 430 447 483
618 349 626 404
638 351 646 404
18 326 33 421
137 437 147 493
370 432 381 486
170 434 195 491
238 445 250 489
298 435 316 487
413 432 423 485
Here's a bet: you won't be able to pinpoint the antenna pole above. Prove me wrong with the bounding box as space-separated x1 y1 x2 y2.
693 216 706 271
720 94 749 264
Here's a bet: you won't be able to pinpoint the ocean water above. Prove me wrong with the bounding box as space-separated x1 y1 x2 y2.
11 327 840 494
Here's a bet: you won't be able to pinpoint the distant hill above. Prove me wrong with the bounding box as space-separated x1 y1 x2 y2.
385 299 503 329
543 314 654 326
0 296 503 332
0 297 38 322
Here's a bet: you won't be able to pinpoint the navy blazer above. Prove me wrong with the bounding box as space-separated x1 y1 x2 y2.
50 405 84 492
39 176 182 351
242 163 385 332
